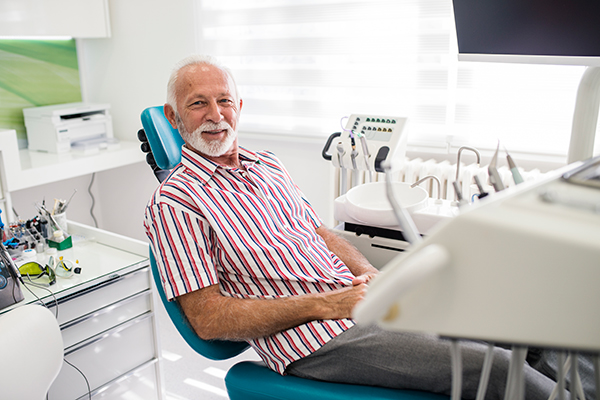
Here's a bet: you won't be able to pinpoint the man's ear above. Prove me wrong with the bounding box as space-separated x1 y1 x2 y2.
163 103 178 130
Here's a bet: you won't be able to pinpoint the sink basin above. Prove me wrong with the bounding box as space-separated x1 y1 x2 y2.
345 181 429 227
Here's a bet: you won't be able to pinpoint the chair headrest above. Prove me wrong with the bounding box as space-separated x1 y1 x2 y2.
141 106 185 170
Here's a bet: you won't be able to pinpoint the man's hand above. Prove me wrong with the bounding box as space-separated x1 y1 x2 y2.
313 283 369 321
315 225 379 283
178 282 367 341
178 225 378 342
351 272 378 286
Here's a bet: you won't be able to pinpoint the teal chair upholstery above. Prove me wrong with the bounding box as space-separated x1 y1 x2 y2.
141 106 449 400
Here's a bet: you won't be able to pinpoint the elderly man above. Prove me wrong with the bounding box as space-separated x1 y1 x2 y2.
144 55 564 399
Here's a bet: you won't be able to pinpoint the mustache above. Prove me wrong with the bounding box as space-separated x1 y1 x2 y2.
195 120 233 133
174 112 235 136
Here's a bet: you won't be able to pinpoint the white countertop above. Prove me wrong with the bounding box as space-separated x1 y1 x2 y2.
0 129 145 192
1 221 149 313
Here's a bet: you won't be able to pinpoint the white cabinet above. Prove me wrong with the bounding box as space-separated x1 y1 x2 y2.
0 128 161 398
0 0 111 38
1 222 164 400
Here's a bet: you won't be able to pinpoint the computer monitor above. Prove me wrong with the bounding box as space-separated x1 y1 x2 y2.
452 0 600 162
452 0 600 67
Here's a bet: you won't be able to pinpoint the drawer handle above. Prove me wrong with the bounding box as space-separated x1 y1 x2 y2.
64 312 153 355
60 290 151 330
80 358 159 399
47 267 150 308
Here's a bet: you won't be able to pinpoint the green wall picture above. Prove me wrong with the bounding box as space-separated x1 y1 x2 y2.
0 39 82 148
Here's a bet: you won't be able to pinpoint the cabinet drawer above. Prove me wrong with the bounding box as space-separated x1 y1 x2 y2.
61 291 152 349
83 360 161 400
48 314 157 400
50 267 151 326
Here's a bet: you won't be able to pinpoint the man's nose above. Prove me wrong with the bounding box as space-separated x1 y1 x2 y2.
205 101 223 123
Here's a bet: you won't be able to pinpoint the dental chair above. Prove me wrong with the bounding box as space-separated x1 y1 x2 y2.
139 105 449 400
0 304 64 400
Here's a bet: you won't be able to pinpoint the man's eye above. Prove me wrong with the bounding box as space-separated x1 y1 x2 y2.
219 99 233 106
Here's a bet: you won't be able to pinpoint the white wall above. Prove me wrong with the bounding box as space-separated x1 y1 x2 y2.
14 0 335 242
12 0 197 240
75 0 198 241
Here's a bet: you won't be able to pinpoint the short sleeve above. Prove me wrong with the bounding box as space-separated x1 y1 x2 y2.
144 202 219 300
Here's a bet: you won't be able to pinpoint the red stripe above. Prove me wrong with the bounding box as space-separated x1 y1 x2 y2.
145 146 355 373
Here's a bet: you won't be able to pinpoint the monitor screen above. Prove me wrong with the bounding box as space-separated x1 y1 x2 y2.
452 0 600 66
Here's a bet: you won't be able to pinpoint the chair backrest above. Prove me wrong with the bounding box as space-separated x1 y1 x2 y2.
141 106 250 360
0 304 63 400
149 251 250 360
140 106 185 170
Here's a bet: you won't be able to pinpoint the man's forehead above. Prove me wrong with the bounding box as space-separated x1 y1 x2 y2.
180 64 228 84
177 64 233 95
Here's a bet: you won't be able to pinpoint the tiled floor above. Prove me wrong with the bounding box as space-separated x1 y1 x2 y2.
154 297 262 400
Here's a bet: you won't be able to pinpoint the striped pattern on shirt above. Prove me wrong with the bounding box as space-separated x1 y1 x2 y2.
144 145 356 374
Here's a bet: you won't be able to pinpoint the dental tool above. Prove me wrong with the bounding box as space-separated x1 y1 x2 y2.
504 147 524 185
349 134 360 188
488 141 505 192
358 133 373 183
336 142 348 195
452 181 468 207
382 160 422 245
473 175 488 199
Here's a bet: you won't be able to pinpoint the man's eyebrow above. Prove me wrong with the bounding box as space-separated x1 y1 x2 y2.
187 92 233 102
185 93 207 104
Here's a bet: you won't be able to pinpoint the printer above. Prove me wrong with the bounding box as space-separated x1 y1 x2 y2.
23 103 115 153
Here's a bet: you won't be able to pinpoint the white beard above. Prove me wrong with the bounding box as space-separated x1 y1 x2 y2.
176 114 237 157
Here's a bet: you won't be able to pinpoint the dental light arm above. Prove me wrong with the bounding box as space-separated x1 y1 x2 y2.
382 160 422 245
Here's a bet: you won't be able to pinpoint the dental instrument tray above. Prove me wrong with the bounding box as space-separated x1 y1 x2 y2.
23 102 115 153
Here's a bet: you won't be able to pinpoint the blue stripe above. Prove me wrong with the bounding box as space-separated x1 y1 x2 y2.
144 146 355 374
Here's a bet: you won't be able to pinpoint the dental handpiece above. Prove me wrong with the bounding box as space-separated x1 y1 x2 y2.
336 142 346 168
359 135 373 182
349 135 360 188
349 136 358 170
452 181 467 207
336 142 348 195
350 149 359 188
473 175 489 199
505 151 524 185
488 167 505 192
488 141 505 192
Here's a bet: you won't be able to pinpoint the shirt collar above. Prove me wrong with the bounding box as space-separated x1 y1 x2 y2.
181 145 260 184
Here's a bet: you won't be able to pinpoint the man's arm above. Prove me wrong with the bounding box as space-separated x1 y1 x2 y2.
315 225 379 285
178 281 367 341
177 225 375 342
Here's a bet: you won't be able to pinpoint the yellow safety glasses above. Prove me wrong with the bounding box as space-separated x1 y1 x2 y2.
19 261 56 286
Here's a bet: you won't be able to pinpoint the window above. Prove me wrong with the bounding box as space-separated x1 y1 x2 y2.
196 0 597 161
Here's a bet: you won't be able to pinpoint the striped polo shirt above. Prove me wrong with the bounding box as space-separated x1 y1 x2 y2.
144 145 356 374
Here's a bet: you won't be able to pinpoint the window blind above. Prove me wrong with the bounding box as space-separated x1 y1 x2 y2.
196 0 596 159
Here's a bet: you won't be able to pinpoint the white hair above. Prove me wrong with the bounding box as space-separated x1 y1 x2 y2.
166 54 240 111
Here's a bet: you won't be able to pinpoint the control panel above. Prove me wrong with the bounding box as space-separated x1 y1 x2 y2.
325 114 408 174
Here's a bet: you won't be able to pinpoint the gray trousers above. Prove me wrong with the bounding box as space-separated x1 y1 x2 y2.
285 324 563 400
